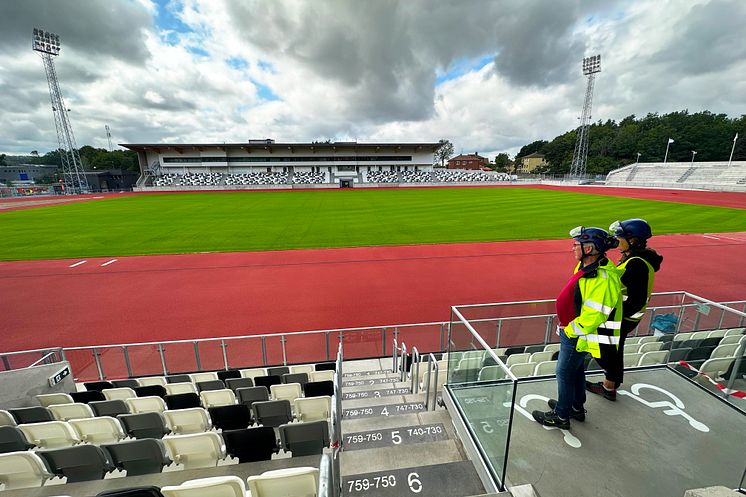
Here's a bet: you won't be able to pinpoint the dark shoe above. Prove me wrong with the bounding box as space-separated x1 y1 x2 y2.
585 381 617 401
547 399 586 422
532 409 570 429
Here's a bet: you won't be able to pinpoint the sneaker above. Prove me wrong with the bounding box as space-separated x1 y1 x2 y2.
547 399 586 422
531 409 570 429
586 381 617 401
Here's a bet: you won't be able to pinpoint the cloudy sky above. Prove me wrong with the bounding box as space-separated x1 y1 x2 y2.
0 0 744 158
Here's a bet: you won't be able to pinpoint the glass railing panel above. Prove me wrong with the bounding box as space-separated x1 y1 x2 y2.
64 348 101 382
95 347 128 380
720 301 746 330
284 332 330 365
224 336 265 369
263 334 286 367
394 323 445 355
125 344 165 378
340 328 384 360
448 309 487 385
161 342 199 374
195 340 226 371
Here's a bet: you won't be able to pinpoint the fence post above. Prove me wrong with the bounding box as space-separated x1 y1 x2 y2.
93 348 105 380
544 316 553 345
439 323 445 352
193 342 202 371
123 346 133 378
281 335 287 366
496 319 503 348
382 328 387 357
158 344 168 375
261 337 267 366
221 340 229 370
325 331 331 362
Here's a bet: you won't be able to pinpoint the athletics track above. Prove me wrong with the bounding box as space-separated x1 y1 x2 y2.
1 185 745 379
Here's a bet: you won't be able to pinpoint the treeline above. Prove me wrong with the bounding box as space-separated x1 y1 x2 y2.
2 146 138 172
516 111 746 175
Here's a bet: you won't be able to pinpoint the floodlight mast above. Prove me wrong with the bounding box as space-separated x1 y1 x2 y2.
569 54 601 180
33 28 89 194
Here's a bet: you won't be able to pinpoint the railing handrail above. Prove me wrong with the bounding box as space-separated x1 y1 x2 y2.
411 346 420 394
27 351 60 368
452 306 517 382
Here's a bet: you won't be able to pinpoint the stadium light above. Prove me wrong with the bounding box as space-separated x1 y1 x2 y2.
636 152 641 165
690 150 697 165
728 133 738 168
32 28 61 56
663 138 674 164
582 54 601 76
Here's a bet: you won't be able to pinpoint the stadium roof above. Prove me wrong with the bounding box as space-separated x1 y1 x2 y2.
120 141 442 152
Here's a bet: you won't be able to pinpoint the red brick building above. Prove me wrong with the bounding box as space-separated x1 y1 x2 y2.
446 153 489 170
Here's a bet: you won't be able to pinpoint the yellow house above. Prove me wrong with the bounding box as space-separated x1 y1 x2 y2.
516 152 547 173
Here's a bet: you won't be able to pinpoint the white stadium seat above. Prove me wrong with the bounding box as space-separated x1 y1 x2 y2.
69 416 126 444
189 372 219 384
126 396 167 414
18 421 80 448
103 387 137 401
164 408 212 435
293 396 331 422
0 410 17 427
35 393 74 408
165 383 198 396
0 452 54 490
48 403 94 422
161 476 246 497
247 466 319 497
270 383 302 403
309 371 335 383
200 389 236 408
163 432 225 470
138 377 167 387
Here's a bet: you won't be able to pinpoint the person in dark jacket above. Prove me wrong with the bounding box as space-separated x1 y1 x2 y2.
586 218 663 400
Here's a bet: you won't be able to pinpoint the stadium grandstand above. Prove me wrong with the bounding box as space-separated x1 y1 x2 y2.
1 292 744 496
123 141 510 191
606 161 746 192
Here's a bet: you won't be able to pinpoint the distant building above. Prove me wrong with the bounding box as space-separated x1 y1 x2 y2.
83 169 139 191
0 164 57 184
515 152 547 174
447 153 489 170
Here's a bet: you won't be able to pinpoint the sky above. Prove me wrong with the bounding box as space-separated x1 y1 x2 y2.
0 0 744 159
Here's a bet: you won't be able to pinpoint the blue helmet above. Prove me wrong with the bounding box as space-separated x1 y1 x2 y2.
609 219 652 241
570 226 618 253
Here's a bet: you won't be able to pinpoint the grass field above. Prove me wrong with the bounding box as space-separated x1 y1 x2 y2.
1 187 746 260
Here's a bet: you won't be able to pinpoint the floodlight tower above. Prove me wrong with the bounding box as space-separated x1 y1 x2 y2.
32 28 89 194
105 125 113 152
569 54 601 179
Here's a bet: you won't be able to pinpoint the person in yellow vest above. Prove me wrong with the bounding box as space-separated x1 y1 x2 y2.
533 226 623 429
586 219 663 400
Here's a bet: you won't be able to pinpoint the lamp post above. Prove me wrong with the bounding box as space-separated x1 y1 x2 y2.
663 138 674 164
636 152 641 165
690 151 697 165
728 133 739 167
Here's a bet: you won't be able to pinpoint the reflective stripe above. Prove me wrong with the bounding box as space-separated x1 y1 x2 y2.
571 321 586 336
599 320 622 330
583 300 614 315
583 334 620 345
630 311 645 319
599 269 607 279
622 295 629 301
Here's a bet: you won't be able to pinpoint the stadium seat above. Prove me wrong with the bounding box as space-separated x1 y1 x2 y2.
504 347 525 356
254 375 282 389
247 467 319 497
707 329 728 338
200 389 236 408
161 476 245 497
208 405 252 431
118 413 169 439
289 365 315 375
196 380 226 393
35 393 74 408
9 407 53 425
638 351 668 366
163 408 212 435
0 451 53 489
686 347 716 365
266 366 290 377
126 396 167 414
49 403 94 422
667 348 692 363
38 444 111 482
529 351 554 363
691 331 710 340
711 344 740 359
103 387 137 401
239 368 266 380
543 343 561 353
18 421 80 448
303 381 334 398
279 420 329 456
725 328 745 336
270 383 302 403
625 337 641 345
164 393 201 410
135 385 167 398
102 439 171 476
720 335 746 346
509 363 534 377
534 361 558 376
164 383 198 396
96 486 165 497
236 386 270 412
137 377 167 387
524 345 545 354
623 353 643 367
225 378 254 392
293 396 331 422
0 410 16 427
162 432 225 469
699 358 736 380
314 362 336 372
506 353 531 367
0 426 34 453
69 416 126 444
222 427 278 463
71 391 106 404
85 381 114 392
638 336 660 344
90 400 130 418
477 366 507 381
217 370 242 382
252 400 292 427
637 342 664 353
673 332 694 342
112 379 140 389
282 373 309 385
308 371 335 383
700 337 723 348
165 375 191 384
189 372 218 384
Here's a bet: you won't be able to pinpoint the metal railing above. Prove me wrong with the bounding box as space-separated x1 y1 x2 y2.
423 353 442 411
411 347 420 394
0 347 65 373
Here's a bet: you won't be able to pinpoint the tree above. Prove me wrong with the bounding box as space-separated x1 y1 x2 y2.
30 150 39 157
517 140 548 159
0 154 6 166
433 139 454 168
494 153 510 172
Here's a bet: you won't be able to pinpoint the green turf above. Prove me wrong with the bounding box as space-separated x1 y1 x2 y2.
1 188 744 260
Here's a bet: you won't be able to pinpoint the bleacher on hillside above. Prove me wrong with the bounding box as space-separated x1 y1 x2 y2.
606 161 746 191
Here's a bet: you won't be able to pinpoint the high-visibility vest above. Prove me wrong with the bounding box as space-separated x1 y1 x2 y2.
564 259 624 359
618 256 655 322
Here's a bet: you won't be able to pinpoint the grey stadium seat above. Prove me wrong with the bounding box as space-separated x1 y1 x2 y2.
252 400 293 427
90 400 130 418
196 380 226 393
118 412 169 439
165 375 192 384
279 420 330 457
217 370 242 382
225 377 254 392
112 379 140 389
282 373 309 385
9 407 53 424
237 386 270 415
102 439 171 476
38 444 112 482
96 486 165 497
0 426 35 453
266 366 290 377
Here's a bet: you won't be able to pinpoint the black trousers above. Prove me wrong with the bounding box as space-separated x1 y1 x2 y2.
596 320 638 388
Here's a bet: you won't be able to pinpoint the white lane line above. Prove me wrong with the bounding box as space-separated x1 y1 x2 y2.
69 260 88 268
93 196 105 199
702 235 720 240
101 259 118 267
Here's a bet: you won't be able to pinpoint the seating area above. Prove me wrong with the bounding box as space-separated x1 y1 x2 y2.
433 170 510 182
152 174 179 187
0 362 337 491
224 172 289 185
292 172 326 184
364 171 398 183
179 172 223 186
400 171 432 183
605 162 746 191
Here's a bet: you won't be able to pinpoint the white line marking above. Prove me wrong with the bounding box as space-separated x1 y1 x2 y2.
702 235 720 240
93 196 104 199
69 260 87 268
101 259 118 267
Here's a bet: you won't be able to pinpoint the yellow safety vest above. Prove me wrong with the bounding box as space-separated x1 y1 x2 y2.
564 259 624 358
618 256 655 322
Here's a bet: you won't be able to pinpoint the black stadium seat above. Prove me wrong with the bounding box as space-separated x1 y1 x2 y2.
112 380 140 389
304 381 334 398
254 375 282 389
102 439 171 476
700 337 723 348
252 400 292 427
196 380 225 393
134 385 167 398
90 400 130 418
208 404 252 431
236 386 270 413
0 426 35 453
9 406 53 424
96 486 165 497
118 413 169 439
686 347 716 365
217 370 242 382
279 420 330 457
266 366 290 377
84 381 114 392
314 362 336 372
71 391 106 404
164 393 201 410
505 347 525 356
667 348 692 363
165 375 191 384
225 377 254 392
39 445 112 482
524 345 545 354
222 427 278 463
282 373 308 385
